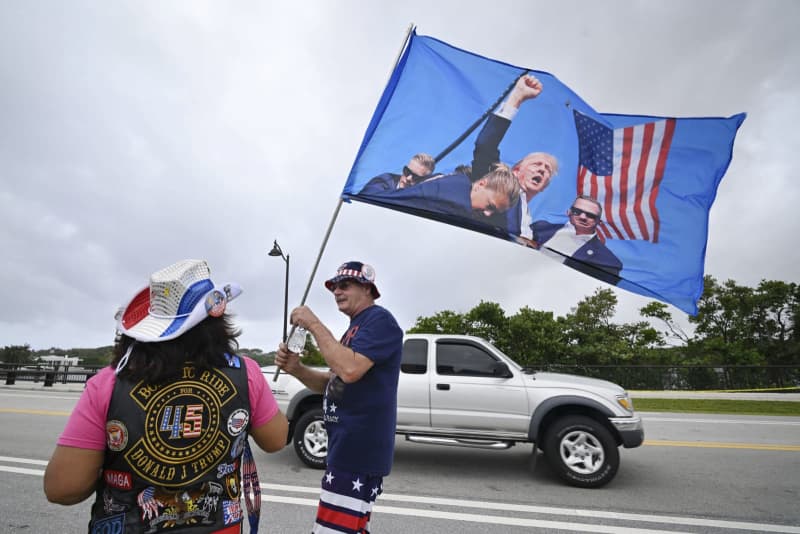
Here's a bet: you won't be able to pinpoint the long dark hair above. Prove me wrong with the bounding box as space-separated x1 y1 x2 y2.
112 314 241 384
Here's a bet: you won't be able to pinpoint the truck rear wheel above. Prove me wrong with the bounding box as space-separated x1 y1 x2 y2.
542 415 619 488
293 408 328 469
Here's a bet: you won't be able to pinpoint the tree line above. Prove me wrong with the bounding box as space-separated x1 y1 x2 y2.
3 276 797 387
406 276 799 389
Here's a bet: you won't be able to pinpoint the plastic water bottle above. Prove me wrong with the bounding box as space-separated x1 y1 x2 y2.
287 327 308 354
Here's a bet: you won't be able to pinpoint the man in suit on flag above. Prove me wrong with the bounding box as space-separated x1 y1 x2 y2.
360 153 436 194
531 195 623 286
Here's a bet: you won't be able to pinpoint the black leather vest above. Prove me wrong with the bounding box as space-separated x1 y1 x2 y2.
88 357 251 534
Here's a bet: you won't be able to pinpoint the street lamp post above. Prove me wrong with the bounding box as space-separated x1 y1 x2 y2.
268 240 289 343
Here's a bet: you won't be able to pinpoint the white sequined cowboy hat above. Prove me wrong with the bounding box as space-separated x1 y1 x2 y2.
116 259 242 342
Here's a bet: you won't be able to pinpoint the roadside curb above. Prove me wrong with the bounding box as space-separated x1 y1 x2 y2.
631 391 800 401
0 383 86 393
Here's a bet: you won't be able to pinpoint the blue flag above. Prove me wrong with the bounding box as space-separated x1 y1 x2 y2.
341 31 745 315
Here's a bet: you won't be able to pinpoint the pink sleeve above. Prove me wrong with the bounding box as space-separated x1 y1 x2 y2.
245 356 280 428
57 367 115 450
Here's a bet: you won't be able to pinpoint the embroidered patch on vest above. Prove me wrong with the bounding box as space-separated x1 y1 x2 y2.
103 469 133 490
217 462 236 478
106 420 129 451
124 365 238 488
222 500 242 525
230 434 246 459
227 409 249 436
91 512 125 534
103 488 129 515
225 471 241 499
137 482 223 529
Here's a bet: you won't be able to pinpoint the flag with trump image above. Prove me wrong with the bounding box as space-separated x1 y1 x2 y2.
341 29 745 314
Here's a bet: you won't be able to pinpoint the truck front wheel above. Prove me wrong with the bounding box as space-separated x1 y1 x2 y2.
542 415 619 488
293 408 328 469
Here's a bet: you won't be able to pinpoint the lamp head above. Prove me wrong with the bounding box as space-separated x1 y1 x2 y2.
268 241 284 258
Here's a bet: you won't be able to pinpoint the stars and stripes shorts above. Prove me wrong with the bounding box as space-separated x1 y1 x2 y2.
312 467 384 534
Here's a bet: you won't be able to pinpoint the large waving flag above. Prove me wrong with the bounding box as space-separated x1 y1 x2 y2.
341 30 745 315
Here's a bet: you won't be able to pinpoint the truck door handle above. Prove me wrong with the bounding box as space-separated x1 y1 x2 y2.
436 383 450 390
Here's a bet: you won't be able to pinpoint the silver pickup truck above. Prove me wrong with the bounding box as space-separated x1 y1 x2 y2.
266 333 644 488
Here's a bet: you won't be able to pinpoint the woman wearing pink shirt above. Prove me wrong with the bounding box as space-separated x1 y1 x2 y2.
44 259 288 534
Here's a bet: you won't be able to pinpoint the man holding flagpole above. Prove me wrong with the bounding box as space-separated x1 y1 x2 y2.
275 261 403 534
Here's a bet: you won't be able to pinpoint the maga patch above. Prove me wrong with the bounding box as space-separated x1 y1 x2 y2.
104 469 133 490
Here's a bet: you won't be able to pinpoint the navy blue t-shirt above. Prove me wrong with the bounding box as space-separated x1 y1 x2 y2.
323 305 403 476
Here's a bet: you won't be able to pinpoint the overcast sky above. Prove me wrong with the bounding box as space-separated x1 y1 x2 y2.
2 1 798 352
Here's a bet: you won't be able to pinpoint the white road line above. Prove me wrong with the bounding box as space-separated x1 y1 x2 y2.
3 465 799 533
643 416 800 426
267 495 800 534
0 392 80 400
0 456 49 466
261 483 800 533
0 465 45 476
267 495 695 534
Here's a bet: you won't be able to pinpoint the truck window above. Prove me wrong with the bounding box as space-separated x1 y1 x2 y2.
401 339 428 374
436 343 498 377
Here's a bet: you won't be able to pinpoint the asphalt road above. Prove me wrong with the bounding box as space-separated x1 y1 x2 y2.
1 386 799 533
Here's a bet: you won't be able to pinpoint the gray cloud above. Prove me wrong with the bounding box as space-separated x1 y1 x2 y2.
1 0 797 351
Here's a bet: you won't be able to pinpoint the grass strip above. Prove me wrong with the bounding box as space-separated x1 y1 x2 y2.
632 398 800 416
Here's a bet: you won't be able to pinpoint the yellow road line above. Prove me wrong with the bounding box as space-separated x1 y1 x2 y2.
644 439 800 451
0 408 71 416
3 409 799 452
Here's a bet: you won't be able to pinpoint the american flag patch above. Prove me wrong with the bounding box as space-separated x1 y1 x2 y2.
227 409 249 436
223 500 242 525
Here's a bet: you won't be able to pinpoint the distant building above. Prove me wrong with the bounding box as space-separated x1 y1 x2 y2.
36 355 81 366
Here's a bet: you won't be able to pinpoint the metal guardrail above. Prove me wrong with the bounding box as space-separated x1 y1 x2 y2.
0 364 103 386
2 363 799 390
538 364 800 391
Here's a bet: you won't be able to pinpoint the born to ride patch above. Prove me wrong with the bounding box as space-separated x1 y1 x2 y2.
124 366 238 488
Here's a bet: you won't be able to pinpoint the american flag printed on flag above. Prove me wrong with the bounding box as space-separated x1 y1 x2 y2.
573 110 676 243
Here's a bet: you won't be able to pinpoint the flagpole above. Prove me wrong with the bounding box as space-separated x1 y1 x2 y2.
433 70 529 164
274 23 416 381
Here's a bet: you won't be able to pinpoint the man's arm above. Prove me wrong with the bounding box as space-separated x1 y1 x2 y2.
291 306 375 384
471 74 542 181
274 345 331 393
530 219 561 249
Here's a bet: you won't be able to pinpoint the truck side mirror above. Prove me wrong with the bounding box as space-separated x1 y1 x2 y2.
492 361 512 378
